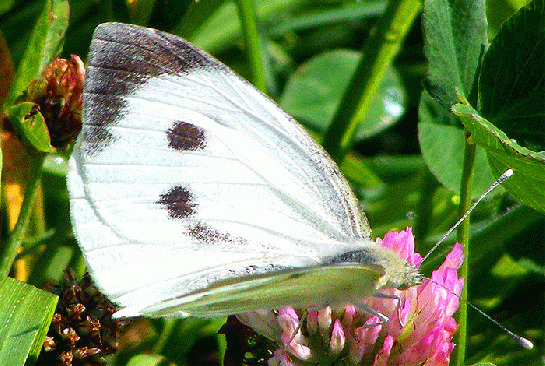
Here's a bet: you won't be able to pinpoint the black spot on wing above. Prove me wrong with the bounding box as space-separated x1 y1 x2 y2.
82 23 223 154
188 223 248 246
166 121 206 151
189 223 231 243
157 186 197 219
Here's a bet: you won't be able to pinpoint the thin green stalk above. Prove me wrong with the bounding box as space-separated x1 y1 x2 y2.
0 152 46 278
267 2 387 36
451 137 476 365
414 168 441 242
26 231 61 286
322 0 422 165
235 0 267 94
152 319 176 354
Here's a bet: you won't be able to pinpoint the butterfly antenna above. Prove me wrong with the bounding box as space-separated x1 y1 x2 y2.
420 168 532 349
422 169 514 263
424 277 533 349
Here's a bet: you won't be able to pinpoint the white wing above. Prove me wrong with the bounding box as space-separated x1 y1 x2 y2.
68 23 371 314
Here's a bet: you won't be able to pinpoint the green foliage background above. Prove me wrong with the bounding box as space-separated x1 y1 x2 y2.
0 0 543 365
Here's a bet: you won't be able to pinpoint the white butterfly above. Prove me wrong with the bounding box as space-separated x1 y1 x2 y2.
67 22 421 319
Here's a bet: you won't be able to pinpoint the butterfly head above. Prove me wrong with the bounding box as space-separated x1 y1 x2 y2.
391 261 422 290
369 247 422 291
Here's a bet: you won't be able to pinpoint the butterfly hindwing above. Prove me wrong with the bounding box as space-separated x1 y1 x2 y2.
137 263 385 318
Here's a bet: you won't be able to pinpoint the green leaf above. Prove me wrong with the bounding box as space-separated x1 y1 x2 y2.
126 354 173 366
423 0 487 107
0 277 58 366
419 0 491 198
2 0 69 108
266 1 387 35
4 102 55 153
173 0 227 39
453 102 545 213
478 0 545 152
418 92 494 197
0 0 15 16
190 0 309 51
280 50 405 141
0 115 2 186
487 0 531 34
125 0 157 25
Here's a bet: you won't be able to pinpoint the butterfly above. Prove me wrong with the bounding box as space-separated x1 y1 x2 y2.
67 22 421 319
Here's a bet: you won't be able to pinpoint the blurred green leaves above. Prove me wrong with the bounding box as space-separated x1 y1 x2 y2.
0 0 542 365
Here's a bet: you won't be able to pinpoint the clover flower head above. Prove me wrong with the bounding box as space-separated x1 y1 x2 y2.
237 228 465 366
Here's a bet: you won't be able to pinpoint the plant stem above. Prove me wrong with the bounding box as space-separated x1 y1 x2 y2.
235 0 268 94
152 319 176 355
0 152 46 278
322 0 422 164
414 168 440 242
452 134 476 365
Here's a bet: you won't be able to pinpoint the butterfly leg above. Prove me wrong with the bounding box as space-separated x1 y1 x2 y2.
374 293 399 300
355 304 390 327
374 292 404 327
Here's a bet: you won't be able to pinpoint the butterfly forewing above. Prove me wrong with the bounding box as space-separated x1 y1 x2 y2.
68 23 375 315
